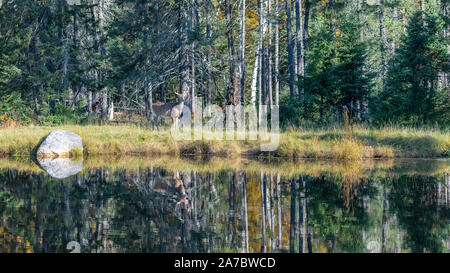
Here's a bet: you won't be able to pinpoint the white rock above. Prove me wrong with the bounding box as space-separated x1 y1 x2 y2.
36 130 83 157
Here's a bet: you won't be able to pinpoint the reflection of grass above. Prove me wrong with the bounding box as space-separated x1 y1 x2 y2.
69 148 83 161
1 156 448 179
0 125 448 159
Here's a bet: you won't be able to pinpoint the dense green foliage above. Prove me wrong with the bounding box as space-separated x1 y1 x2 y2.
0 0 448 127
375 5 450 125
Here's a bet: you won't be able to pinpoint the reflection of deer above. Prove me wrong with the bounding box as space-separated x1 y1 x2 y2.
153 171 190 212
152 92 185 128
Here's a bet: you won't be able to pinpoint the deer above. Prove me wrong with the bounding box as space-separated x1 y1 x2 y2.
151 92 186 129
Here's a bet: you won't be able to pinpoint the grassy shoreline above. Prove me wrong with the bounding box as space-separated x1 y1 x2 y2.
0 125 448 159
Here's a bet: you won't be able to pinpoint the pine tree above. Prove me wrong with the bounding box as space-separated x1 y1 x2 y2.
376 6 449 125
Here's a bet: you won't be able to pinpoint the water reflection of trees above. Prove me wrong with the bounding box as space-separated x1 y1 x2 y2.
0 168 449 253
388 174 450 253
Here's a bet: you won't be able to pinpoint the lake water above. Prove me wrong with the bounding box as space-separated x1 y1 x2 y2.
0 157 449 253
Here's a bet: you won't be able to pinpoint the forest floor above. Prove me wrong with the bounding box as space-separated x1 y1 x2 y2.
0 125 448 160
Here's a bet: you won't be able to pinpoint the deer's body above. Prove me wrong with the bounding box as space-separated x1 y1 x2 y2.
151 93 185 128
106 93 185 127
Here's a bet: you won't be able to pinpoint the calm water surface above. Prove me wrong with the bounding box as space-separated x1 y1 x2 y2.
0 158 449 253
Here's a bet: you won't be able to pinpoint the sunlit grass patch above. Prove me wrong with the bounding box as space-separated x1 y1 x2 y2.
0 124 448 159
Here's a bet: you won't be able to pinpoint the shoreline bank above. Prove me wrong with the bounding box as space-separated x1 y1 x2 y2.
0 125 448 160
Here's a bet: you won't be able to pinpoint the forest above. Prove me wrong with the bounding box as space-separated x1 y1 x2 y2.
0 0 448 128
1 0 450 255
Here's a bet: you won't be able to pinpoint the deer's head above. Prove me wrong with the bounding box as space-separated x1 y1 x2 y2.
175 92 185 103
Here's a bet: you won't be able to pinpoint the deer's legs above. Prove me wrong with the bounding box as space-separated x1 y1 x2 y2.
151 115 158 131
172 117 179 130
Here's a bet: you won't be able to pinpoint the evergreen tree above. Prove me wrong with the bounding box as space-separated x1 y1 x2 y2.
376 4 449 125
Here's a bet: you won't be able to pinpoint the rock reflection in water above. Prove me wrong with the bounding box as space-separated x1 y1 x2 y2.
0 160 449 253
37 157 83 179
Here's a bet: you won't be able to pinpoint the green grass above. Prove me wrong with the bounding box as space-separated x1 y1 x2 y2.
0 124 448 159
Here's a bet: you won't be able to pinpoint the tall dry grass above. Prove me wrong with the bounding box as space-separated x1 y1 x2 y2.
0 124 448 159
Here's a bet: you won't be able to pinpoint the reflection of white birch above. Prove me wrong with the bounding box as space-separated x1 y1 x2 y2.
276 174 282 249
261 171 266 252
241 172 249 253
446 173 449 207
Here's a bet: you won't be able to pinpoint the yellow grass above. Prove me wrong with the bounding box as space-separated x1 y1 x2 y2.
0 124 448 159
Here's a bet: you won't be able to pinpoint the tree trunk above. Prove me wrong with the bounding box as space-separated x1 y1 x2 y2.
179 1 190 101
303 0 311 69
267 0 273 107
442 1 449 87
258 0 264 123
58 0 68 102
120 82 126 107
392 6 398 51
145 76 153 123
226 0 239 105
380 0 387 93
100 91 108 120
295 0 304 96
98 0 108 120
239 0 246 105
72 8 80 109
206 0 213 103
191 0 197 112
31 29 42 115
251 54 259 106
285 0 297 99
420 0 426 19
88 90 93 115
274 0 280 106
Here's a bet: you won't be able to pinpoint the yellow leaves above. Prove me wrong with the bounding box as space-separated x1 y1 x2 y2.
336 30 341 37
247 9 259 30
0 113 7 121
319 242 328 253
0 113 18 128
